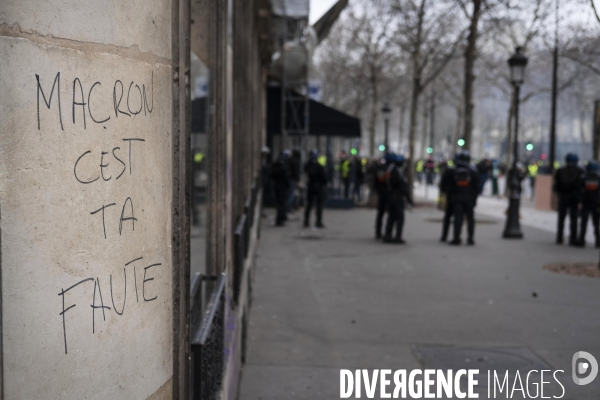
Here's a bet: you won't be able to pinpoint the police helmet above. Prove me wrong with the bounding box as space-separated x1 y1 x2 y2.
565 153 579 164
456 151 471 163
309 149 319 160
385 152 396 163
587 160 599 172
395 154 406 166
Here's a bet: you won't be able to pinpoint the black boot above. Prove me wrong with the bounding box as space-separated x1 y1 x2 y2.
449 238 461 245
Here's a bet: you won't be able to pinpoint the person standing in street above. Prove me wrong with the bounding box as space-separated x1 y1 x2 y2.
577 161 600 247
424 156 436 186
383 154 413 244
286 149 301 212
439 155 458 242
352 156 365 202
340 152 351 199
374 154 393 239
449 151 479 245
271 151 291 226
476 157 490 195
553 153 584 245
528 161 538 200
304 150 327 228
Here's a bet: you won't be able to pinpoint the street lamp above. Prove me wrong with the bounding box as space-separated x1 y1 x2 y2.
382 103 391 152
503 46 528 239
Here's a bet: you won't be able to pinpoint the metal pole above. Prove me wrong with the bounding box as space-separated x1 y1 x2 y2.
429 88 435 153
549 0 559 173
384 117 389 152
503 84 523 239
513 84 520 169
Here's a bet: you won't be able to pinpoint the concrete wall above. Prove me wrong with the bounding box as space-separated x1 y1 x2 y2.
0 2 174 399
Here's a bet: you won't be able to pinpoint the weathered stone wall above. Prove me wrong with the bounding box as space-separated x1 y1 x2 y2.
0 2 173 399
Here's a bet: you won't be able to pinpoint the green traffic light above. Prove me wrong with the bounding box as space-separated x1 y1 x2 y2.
350 148 358 155
457 139 465 147
427 147 433 154
379 144 386 152
526 143 533 151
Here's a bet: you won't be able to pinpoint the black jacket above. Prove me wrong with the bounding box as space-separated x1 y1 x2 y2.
386 164 413 204
554 165 584 195
444 162 479 203
304 160 327 189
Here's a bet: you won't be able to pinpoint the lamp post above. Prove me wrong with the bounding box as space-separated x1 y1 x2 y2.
503 47 528 239
382 102 391 152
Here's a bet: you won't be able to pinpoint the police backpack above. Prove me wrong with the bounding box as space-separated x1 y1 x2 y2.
454 166 472 188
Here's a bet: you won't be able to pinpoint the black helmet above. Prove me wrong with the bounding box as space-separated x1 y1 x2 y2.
586 160 599 172
565 153 579 164
456 151 471 163
309 149 318 161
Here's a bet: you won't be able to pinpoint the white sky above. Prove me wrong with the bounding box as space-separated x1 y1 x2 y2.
310 0 340 24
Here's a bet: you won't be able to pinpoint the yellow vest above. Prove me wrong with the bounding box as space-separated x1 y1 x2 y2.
528 164 538 177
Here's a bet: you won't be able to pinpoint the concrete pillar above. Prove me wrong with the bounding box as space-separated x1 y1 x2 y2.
0 1 178 398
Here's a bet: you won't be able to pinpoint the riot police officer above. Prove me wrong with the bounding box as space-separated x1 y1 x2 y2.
271 151 291 226
578 161 600 247
374 153 394 239
448 151 479 245
304 150 327 228
383 154 413 244
554 153 584 245
439 155 458 242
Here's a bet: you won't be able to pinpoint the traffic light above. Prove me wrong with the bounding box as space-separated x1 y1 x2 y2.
379 144 386 152
427 147 433 154
457 139 465 147
526 142 533 151
350 147 358 155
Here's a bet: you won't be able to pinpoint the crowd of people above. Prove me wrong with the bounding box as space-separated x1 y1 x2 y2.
262 146 600 249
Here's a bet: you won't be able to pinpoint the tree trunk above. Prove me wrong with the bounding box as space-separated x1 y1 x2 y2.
398 102 406 153
407 77 421 199
453 100 463 156
580 111 586 143
506 102 514 167
368 73 379 156
462 0 482 151
421 94 429 158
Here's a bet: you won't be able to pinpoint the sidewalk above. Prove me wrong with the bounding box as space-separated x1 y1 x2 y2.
239 205 600 399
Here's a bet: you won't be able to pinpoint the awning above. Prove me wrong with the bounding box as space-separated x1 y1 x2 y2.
267 86 361 138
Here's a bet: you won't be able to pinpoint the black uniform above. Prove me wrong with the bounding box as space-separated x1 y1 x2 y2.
554 165 584 244
270 159 290 226
374 162 389 239
383 164 413 243
449 162 479 243
439 167 455 241
579 170 600 246
304 159 327 227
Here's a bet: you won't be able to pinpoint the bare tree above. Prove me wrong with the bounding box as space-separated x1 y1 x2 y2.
391 0 466 195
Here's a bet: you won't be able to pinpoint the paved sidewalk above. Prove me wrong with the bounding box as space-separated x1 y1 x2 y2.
239 205 600 399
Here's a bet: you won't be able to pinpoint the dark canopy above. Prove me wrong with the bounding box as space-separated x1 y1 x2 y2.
267 86 361 138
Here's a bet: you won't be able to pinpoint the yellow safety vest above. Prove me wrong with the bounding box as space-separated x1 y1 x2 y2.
341 160 351 179
318 155 327 167
528 164 538 177
416 160 424 172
